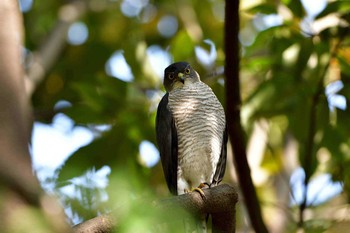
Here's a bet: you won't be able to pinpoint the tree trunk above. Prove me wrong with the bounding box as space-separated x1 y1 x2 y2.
224 0 269 232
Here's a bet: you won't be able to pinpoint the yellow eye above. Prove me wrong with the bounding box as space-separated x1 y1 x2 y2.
185 68 190 74
169 74 175 79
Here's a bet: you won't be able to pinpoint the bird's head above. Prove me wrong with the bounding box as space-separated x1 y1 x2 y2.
163 62 200 92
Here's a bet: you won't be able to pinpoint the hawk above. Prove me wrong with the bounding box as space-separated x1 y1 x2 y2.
156 62 227 197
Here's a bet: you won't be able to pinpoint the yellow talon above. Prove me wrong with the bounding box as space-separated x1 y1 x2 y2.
184 183 208 199
193 187 206 199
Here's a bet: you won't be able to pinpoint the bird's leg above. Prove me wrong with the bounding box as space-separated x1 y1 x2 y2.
200 182 211 189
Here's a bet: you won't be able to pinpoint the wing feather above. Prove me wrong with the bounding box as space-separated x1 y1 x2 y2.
212 124 228 186
156 93 178 195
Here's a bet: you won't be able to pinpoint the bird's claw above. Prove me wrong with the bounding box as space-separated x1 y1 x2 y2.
192 187 206 200
184 183 209 200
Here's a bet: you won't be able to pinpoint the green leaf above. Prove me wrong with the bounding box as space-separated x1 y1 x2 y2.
338 55 350 76
286 0 305 18
57 96 156 182
65 76 127 124
57 123 139 183
293 39 314 80
170 30 195 61
246 25 285 54
316 1 350 19
246 3 277 15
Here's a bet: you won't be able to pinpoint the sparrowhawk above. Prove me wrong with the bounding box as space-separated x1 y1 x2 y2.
156 61 227 197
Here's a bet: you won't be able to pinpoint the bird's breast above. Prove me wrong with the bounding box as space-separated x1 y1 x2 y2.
168 82 225 190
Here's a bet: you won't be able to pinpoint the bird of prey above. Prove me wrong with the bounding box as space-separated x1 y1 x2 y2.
156 61 227 198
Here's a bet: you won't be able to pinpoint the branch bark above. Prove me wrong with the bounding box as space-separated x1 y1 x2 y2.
0 0 40 206
73 215 115 233
0 2 71 232
160 184 238 233
73 184 238 233
224 0 269 232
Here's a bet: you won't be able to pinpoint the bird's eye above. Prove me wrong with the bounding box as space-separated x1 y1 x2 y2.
168 74 174 79
185 68 191 74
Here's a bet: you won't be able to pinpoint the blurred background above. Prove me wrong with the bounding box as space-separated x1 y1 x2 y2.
18 0 350 232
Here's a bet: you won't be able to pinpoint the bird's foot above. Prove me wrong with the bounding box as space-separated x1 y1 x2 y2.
184 183 209 200
192 187 206 200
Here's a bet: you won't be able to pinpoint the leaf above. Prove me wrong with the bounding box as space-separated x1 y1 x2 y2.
303 219 331 232
286 0 305 18
170 30 195 62
293 39 314 81
245 25 285 56
65 76 128 124
57 95 157 183
338 55 350 76
57 123 139 183
315 1 350 19
246 3 277 15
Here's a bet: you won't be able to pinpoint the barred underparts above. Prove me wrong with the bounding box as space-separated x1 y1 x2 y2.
168 81 226 195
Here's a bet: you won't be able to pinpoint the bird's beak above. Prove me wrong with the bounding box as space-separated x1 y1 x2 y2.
178 72 185 83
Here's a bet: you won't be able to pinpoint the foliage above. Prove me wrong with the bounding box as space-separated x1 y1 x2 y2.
241 0 350 230
24 0 350 232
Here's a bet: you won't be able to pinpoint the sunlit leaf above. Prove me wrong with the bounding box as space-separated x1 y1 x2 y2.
286 0 305 19
246 3 277 15
315 1 350 19
170 30 195 62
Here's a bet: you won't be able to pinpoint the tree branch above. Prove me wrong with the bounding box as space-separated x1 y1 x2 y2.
73 184 238 233
160 184 238 233
0 0 40 206
25 0 87 95
0 2 71 232
224 0 269 232
73 215 115 233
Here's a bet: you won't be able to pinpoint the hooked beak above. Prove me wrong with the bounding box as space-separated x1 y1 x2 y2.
178 72 185 83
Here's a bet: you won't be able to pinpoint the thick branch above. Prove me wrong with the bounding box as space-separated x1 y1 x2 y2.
160 184 238 232
0 2 71 232
224 0 269 232
0 0 40 206
73 215 115 233
73 184 238 233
